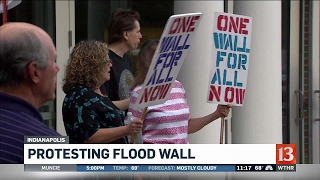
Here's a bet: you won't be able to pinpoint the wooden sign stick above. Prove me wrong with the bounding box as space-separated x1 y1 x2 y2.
130 107 148 144
220 117 225 144
2 0 8 24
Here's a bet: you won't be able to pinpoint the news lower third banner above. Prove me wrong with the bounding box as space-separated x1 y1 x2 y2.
23 136 296 172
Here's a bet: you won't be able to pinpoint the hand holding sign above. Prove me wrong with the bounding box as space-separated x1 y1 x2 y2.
215 104 232 144
214 104 232 118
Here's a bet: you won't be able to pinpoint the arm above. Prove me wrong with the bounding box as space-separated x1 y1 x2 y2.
66 87 142 144
85 119 142 143
100 76 129 111
112 98 130 111
133 173 144 180
188 104 232 134
85 126 129 143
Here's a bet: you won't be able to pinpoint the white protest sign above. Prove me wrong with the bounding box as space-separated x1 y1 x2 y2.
133 12 203 110
0 0 22 13
207 12 253 106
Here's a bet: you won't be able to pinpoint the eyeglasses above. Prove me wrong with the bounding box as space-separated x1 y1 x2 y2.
106 58 112 65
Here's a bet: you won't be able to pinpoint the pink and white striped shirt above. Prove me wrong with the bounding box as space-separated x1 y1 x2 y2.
129 80 190 144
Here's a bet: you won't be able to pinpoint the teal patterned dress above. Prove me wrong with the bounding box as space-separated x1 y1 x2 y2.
62 84 128 144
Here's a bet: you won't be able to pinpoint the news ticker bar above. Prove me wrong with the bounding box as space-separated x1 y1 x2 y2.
24 164 296 172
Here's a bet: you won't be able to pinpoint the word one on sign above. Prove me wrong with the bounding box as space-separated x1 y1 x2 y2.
133 13 203 110
207 12 252 106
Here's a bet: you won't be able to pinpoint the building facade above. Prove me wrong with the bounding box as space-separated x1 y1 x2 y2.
1 0 319 164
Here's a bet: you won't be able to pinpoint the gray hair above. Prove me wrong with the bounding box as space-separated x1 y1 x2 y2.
0 29 49 87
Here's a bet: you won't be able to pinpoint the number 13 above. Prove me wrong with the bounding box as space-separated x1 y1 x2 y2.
276 144 296 164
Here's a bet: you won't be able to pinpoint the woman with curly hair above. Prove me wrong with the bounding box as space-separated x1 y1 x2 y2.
62 40 143 144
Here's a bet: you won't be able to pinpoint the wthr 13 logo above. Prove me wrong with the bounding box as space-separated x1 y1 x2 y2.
276 144 296 164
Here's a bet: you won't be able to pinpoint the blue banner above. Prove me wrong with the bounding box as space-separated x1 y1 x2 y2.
77 164 236 172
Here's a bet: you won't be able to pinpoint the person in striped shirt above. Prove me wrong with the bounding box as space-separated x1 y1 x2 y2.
0 22 61 163
129 39 232 144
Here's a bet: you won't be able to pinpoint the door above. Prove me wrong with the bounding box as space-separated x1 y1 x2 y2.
55 0 75 135
310 0 319 164
34 0 56 130
54 0 173 135
287 0 320 164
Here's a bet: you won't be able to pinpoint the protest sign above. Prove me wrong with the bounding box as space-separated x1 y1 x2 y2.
133 12 203 110
207 12 253 106
0 0 21 13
